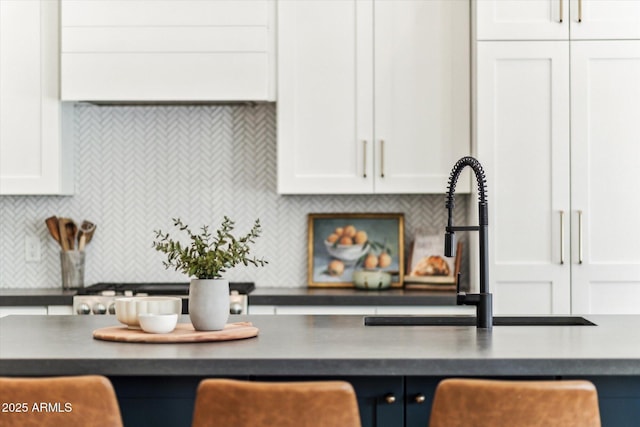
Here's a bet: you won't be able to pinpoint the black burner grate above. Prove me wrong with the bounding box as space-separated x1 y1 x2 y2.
76 282 255 296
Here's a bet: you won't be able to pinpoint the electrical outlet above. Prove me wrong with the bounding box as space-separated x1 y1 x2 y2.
25 236 41 262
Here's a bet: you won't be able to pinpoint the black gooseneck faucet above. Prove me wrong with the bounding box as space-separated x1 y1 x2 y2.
445 156 493 329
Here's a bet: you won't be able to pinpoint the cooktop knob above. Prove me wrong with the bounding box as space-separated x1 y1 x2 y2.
76 303 91 315
92 303 107 315
230 302 243 315
108 302 116 315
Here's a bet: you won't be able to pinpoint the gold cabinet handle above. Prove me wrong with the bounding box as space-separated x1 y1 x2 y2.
559 0 564 23
578 210 583 264
384 394 396 404
578 0 583 22
380 139 385 178
362 140 367 178
560 210 565 265
414 394 426 404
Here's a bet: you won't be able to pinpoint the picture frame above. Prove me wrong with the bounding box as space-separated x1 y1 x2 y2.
308 213 404 288
404 233 462 291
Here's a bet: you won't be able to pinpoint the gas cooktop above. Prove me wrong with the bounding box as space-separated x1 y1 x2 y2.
76 282 255 296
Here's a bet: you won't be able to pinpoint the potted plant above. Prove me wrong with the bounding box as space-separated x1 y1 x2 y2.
153 217 267 331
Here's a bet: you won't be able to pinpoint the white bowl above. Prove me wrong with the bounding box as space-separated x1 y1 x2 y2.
115 297 182 329
324 240 368 265
138 313 178 334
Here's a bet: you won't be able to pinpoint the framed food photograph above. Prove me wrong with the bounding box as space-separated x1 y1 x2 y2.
404 233 462 291
307 213 404 288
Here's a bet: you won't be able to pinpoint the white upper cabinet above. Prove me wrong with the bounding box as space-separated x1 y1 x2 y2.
0 1 73 195
476 0 640 40
373 1 470 194
277 0 470 194
60 0 276 101
277 0 372 194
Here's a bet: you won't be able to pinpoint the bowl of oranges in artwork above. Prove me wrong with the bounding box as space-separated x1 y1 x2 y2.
324 225 369 265
324 224 392 269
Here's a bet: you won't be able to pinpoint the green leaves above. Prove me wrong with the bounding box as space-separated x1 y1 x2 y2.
152 217 267 279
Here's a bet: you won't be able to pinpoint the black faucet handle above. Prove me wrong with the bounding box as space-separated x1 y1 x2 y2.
444 231 456 257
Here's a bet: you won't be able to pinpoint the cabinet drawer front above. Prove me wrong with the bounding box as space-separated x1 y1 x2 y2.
63 27 268 53
61 53 269 101
62 0 268 26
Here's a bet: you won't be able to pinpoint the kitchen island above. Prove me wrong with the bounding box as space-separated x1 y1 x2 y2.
2 314 640 426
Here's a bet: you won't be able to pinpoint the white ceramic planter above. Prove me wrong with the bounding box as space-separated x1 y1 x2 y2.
188 278 230 331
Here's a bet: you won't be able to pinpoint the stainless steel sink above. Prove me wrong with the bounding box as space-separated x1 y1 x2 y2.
363 316 596 326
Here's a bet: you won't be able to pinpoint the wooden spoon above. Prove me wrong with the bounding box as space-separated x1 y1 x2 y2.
78 220 96 251
45 216 62 248
65 220 78 251
57 217 75 251
57 218 69 251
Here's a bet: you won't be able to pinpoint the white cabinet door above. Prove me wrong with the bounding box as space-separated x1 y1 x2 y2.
61 0 275 101
0 1 73 195
570 41 640 314
476 0 568 40
373 0 470 194
277 0 373 194
477 42 571 315
278 0 470 195
569 0 640 40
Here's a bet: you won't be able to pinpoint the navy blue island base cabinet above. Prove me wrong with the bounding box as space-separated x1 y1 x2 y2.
107 376 640 427
405 377 442 427
580 377 640 427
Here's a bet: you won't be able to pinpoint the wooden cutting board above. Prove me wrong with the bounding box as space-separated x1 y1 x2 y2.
93 321 258 343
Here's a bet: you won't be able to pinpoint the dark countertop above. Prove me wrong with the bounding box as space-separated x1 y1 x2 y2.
0 287 456 307
0 288 75 306
1 314 640 377
249 287 457 306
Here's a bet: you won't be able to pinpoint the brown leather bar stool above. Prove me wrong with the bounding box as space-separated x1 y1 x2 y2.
191 379 361 427
0 375 123 427
429 378 601 427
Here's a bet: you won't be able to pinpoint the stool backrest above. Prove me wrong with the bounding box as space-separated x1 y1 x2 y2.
192 379 361 427
429 378 601 427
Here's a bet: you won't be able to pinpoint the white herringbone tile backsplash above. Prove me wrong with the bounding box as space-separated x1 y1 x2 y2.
0 104 468 289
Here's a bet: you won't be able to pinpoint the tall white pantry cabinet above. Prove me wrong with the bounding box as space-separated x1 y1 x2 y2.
0 0 73 195
277 0 470 194
476 0 640 315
